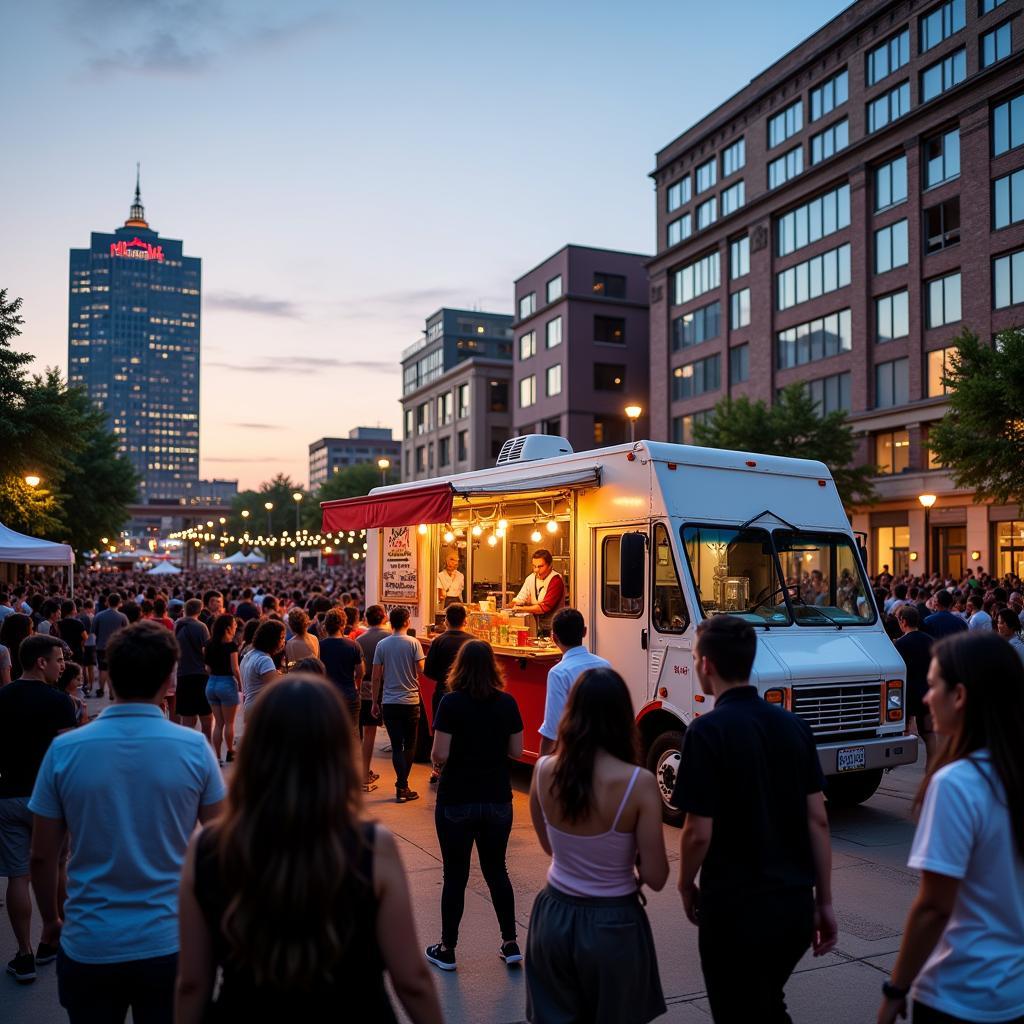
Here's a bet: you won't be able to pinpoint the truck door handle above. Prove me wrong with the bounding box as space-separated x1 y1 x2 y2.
641 628 648 651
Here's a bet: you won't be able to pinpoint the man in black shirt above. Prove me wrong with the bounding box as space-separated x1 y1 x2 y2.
423 604 473 784
56 600 87 666
672 616 837 1022
0 634 76 982
894 605 935 769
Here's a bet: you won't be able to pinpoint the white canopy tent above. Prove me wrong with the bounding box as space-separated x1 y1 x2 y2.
221 551 250 566
146 561 182 575
0 521 76 596
244 550 266 565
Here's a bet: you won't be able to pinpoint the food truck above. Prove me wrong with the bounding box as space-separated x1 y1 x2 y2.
322 435 917 823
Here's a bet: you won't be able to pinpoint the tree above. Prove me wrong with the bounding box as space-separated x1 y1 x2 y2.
928 327 1024 505
693 382 878 507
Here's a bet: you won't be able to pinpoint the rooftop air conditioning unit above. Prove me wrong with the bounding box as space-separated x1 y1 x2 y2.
496 434 574 465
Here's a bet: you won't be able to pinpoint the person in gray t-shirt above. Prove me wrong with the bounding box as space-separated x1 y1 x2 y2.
92 595 130 698
371 608 425 801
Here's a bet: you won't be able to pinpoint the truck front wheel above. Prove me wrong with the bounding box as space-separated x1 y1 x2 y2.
825 768 883 806
646 729 686 827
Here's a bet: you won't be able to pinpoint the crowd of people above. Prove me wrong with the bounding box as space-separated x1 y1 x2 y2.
0 564 1022 1024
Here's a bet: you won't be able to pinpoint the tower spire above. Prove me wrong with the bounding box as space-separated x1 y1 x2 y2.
125 162 149 229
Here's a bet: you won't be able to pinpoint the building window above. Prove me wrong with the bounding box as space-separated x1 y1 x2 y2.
594 363 626 391
876 358 910 408
667 176 692 211
518 331 536 360
806 372 852 414
730 236 749 279
519 292 535 319
437 392 453 426
874 155 908 211
925 199 961 253
545 316 562 349
457 430 468 462
720 181 745 216
695 157 717 194
404 408 414 439
457 383 470 419
927 346 957 397
667 214 692 247
920 0 965 52
722 138 745 176
867 81 911 132
867 28 910 86
776 243 851 310
876 290 910 343
546 364 562 397
673 251 721 304
546 275 563 303
924 128 960 189
730 289 750 329
768 146 803 189
982 0 1007 13
593 415 627 446
730 343 749 384
874 220 909 274
519 375 536 408
697 196 718 229
810 69 848 122
542 417 561 436
921 47 966 103
875 430 911 474
672 409 713 444
416 402 429 435
489 379 508 413
595 315 625 344
672 301 721 350
810 119 849 165
416 445 427 473
593 272 627 298
672 354 721 400
994 168 1024 229
776 308 852 369
438 436 451 468
927 272 962 328
776 183 850 257
404 449 411 476
994 248 1024 308
993 92 1024 156
768 100 803 148
981 20 1012 67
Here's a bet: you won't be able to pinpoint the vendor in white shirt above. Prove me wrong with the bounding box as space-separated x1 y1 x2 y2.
511 549 565 636
436 552 466 607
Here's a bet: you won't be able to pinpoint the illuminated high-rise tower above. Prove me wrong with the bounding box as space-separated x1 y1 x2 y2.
68 169 201 503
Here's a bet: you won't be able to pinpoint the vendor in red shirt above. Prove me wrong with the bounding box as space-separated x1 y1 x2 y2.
511 549 565 637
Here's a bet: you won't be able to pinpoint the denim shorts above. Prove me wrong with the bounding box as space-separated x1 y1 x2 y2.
205 674 240 707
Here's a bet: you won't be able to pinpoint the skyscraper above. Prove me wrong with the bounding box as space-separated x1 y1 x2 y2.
68 170 201 503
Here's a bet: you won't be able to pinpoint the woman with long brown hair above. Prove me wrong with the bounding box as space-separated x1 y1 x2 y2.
876 632 1024 1024
526 667 668 1024
175 674 443 1024
425 640 524 972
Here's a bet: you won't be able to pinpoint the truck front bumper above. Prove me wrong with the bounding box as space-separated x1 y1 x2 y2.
816 733 918 776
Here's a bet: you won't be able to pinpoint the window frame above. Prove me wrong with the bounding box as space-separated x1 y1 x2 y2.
874 154 908 212
768 100 804 149
993 167 1024 230
518 331 536 361
875 289 910 343
722 138 746 177
519 374 536 409
874 219 909 274
810 69 849 123
730 289 751 330
866 28 911 86
695 157 717 194
601 534 644 619
993 92 1024 156
651 521 688 634
545 363 562 398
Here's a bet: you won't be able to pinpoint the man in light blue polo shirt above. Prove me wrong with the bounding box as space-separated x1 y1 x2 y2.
538 608 611 755
29 620 224 1024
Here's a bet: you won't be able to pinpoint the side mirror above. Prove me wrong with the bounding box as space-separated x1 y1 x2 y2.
620 532 646 600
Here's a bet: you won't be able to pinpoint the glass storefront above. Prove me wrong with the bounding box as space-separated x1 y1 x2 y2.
874 524 909 577
995 520 1024 578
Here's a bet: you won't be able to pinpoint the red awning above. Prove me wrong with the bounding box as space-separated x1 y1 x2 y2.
321 482 454 532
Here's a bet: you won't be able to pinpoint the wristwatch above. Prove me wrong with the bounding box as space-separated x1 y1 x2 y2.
882 980 909 1000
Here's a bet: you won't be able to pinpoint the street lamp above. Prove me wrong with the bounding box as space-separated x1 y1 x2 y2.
625 405 642 443
377 457 391 486
24 475 40 488
919 493 937 577
264 501 274 534
292 491 303 532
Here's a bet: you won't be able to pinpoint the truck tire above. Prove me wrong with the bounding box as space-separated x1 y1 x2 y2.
646 729 686 827
825 768 883 806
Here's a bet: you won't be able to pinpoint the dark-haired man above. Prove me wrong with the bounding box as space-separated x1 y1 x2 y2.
895 605 935 769
511 549 565 637
93 593 129 699
0 635 74 982
356 605 389 792
423 603 473 783
673 615 837 1022
198 590 222 630
922 588 969 640
234 588 259 623
29 621 224 1022
174 599 211 735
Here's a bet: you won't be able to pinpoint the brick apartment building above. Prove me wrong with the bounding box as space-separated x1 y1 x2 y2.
648 0 1024 577
513 245 650 449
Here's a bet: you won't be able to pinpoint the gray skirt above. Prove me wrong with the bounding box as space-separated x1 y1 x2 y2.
525 884 666 1024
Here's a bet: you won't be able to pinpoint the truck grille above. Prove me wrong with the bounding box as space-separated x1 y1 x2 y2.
792 682 882 736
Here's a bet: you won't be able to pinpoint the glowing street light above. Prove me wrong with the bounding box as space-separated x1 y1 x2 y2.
919 494 937 575
377 457 391 486
24 475 41 488
264 500 274 534
625 405 642 443
292 491 303 531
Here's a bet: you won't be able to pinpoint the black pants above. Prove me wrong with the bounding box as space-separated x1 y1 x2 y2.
698 889 813 1023
435 801 516 948
57 948 177 1024
914 1002 1024 1023
381 702 420 790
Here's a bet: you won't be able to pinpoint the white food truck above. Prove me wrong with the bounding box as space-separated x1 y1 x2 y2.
322 436 917 823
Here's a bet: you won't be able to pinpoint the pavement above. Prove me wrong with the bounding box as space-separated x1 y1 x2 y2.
3 692 925 1023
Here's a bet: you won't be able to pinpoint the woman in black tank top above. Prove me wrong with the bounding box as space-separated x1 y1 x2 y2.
175 674 444 1024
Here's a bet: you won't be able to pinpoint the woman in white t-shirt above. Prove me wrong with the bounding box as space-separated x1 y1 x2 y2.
877 632 1024 1024
240 620 285 708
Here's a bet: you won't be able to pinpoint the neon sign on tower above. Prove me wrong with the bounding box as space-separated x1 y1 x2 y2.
109 237 165 262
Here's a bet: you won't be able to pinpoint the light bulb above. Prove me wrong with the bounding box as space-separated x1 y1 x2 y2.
531 529 542 543
546 519 559 534
487 534 498 547
418 524 428 535
472 524 482 537
498 518 508 531
443 530 455 543
496 527 506 538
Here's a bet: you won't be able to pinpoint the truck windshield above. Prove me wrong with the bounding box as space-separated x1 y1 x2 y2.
682 526 792 626
772 531 877 625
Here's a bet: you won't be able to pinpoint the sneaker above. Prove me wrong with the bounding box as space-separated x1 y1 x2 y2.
225 751 234 763
366 770 379 784
7 952 36 983
425 943 456 971
499 940 523 965
35 942 59 965
395 788 420 803
362 782 378 793
429 769 440 785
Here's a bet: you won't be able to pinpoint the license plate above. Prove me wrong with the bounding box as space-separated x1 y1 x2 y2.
837 747 866 772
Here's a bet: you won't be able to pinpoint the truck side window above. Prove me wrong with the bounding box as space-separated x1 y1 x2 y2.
652 523 688 633
601 535 643 617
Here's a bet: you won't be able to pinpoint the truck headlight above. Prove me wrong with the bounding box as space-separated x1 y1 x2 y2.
886 680 903 720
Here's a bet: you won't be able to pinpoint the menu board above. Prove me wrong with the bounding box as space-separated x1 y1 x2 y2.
381 526 419 604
